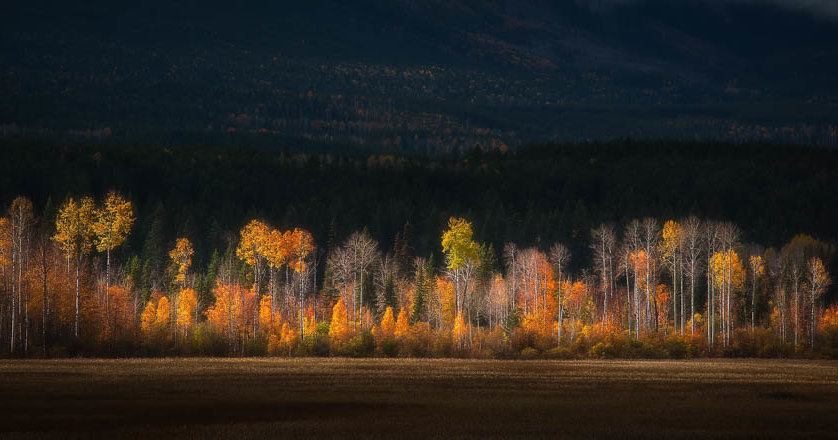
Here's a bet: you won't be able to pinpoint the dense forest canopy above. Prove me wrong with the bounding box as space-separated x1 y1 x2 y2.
3 0 838 151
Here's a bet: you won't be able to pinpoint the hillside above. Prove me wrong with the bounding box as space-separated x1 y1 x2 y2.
2 0 838 152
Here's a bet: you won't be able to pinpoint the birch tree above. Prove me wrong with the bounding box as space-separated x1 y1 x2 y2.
53 197 95 337
549 242 570 344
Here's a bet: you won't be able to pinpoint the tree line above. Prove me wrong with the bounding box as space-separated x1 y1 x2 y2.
1 193 836 358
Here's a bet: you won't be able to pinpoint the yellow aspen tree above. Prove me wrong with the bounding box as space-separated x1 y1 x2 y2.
289 228 314 339
710 249 745 344
155 296 170 329
53 196 95 337
169 237 195 338
258 296 274 333
660 220 682 333
264 228 289 324
237 220 271 336
441 217 479 319
169 238 194 290
176 288 197 336
92 190 134 327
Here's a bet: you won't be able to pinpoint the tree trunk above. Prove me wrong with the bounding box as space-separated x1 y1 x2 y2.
75 256 80 338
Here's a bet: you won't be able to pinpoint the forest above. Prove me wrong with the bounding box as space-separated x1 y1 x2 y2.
4 1 838 152
1 140 837 358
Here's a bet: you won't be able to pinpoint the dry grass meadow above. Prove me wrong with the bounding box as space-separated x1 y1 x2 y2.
1 358 837 439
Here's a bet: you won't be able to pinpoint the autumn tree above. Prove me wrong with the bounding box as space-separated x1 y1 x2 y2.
766 248 788 342
264 228 289 323
659 220 682 333
748 254 764 333
331 230 378 330
710 248 745 347
92 190 134 326
681 217 702 334
622 219 642 337
374 306 396 345
641 218 659 332
549 243 570 344
441 217 479 321
704 221 720 346
169 238 194 291
328 298 350 354
788 250 804 347
176 288 198 337
7 197 33 353
0 217 12 351
395 307 409 341
288 228 315 338
327 243 355 321
53 197 95 337
807 257 830 347
237 220 271 332
169 238 195 336
591 224 616 333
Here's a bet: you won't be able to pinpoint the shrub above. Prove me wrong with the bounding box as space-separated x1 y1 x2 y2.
189 323 228 356
589 342 616 359
300 333 330 357
244 336 267 356
403 322 432 357
378 338 399 357
431 329 453 358
544 346 574 359
347 331 375 357
519 347 540 360
663 334 690 359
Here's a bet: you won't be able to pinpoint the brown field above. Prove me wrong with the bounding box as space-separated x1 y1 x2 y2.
1 358 837 439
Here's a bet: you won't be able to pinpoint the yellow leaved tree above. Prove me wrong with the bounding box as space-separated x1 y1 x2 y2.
92 191 135 309
53 196 96 337
329 298 351 354
441 217 479 321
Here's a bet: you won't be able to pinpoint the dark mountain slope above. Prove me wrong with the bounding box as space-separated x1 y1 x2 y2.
2 0 837 152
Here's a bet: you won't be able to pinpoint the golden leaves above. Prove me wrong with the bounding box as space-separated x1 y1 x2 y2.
441 217 479 270
93 191 135 253
236 219 314 273
55 191 134 257
53 196 96 256
169 238 194 285
328 298 351 352
236 219 271 267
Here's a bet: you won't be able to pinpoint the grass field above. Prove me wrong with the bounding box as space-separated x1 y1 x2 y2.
1 358 837 439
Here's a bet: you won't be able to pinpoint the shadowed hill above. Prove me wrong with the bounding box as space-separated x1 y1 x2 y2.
2 0 837 151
